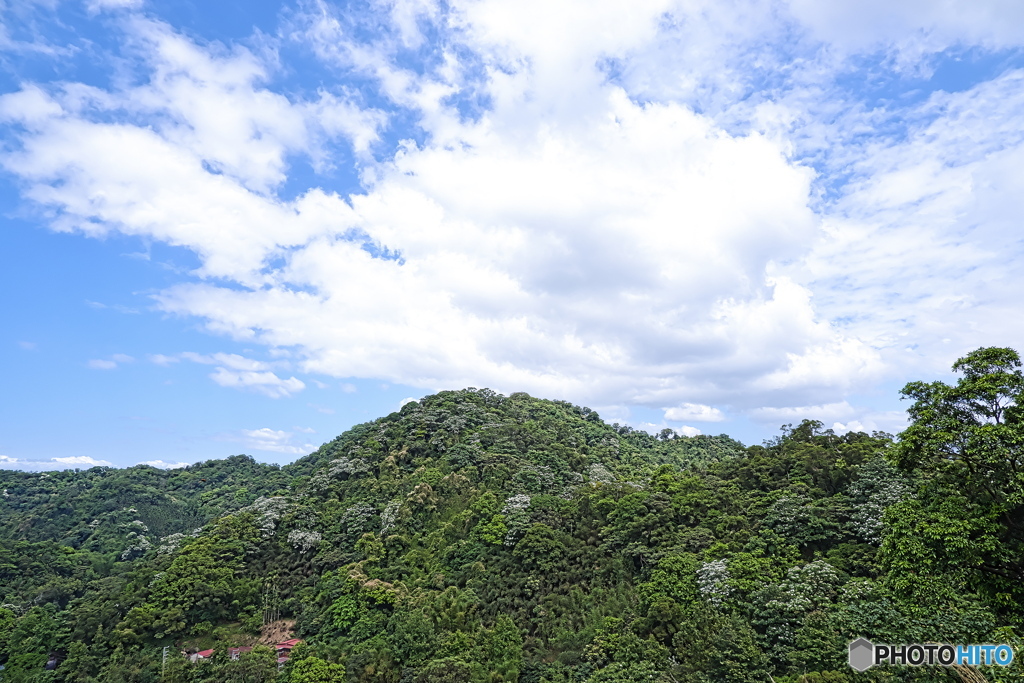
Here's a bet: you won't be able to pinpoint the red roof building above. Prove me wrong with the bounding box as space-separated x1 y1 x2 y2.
186 648 216 663
275 638 303 664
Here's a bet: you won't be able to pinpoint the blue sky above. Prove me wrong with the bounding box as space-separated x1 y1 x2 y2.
2 0 1024 470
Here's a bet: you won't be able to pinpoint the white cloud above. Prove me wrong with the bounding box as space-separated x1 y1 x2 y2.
87 354 134 370
678 425 702 437
3 3 1023 430
143 76 861 411
750 401 855 424
139 459 190 468
53 456 113 466
87 0 143 11
341 383 357 393
664 403 725 423
636 422 666 435
787 0 1024 58
235 428 315 455
399 397 417 408
0 454 113 471
794 69 1024 380
208 367 305 398
165 352 307 398
831 420 865 434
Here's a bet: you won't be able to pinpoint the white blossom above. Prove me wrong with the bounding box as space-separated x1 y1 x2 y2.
587 463 615 484
696 559 731 607
502 494 531 515
848 457 909 544
120 532 152 560
502 494 532 547
380 501 400 534
157 532 187 555
287 529 322 553
240 496 291 538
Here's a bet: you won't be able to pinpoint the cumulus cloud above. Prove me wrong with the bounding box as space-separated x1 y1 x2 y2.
53 456 113 466
208 368 304 398
2 1 1022 434
664 403 725 423
169 352 306 398
750 401 855 424
832 420 866 434
0 454 112 471
795 70 1024 380
87 354 134 370
138 459 190 468
233 428 316 455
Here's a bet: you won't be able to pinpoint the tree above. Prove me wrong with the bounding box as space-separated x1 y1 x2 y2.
289 656 347 683
890 346 1024 616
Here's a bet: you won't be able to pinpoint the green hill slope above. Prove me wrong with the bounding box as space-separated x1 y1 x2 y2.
1 380 1021 683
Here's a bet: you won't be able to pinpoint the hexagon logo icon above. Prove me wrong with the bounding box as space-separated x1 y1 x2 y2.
849 638 874 671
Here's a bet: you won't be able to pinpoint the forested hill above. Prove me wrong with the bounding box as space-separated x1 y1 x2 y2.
2 350 1023 683
0 456 291 553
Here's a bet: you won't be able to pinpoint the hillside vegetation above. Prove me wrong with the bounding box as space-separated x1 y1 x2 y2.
1 348 1022 683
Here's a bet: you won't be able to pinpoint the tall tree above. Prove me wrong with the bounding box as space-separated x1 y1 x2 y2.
889 347 1024 616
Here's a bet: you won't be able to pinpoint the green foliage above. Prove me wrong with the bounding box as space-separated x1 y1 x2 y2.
891 346 1024 618
0 361 1021 682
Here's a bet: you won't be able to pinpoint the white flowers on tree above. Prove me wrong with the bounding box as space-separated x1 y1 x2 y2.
119 518 152 560
502 494 531 515
326 457 370 479
847 457 909 544
287 529 323 553
310 457 371 491
587 463 615 484
501 494 532 548
157 532 186 555
696 559 731 607
380 501 400 535
752 560 844 650
241 496 291 538
120 531 152 560
338 502 377 545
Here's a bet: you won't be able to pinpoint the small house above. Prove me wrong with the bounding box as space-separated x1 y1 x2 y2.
275 638 302 664
229 646 253 661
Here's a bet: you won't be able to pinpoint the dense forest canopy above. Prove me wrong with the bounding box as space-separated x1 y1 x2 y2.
1 348 1022 682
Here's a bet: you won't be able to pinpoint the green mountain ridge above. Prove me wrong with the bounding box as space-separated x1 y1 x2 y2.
1 350 1023 683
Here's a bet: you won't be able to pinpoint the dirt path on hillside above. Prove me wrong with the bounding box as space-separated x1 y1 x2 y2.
259 619 296 646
